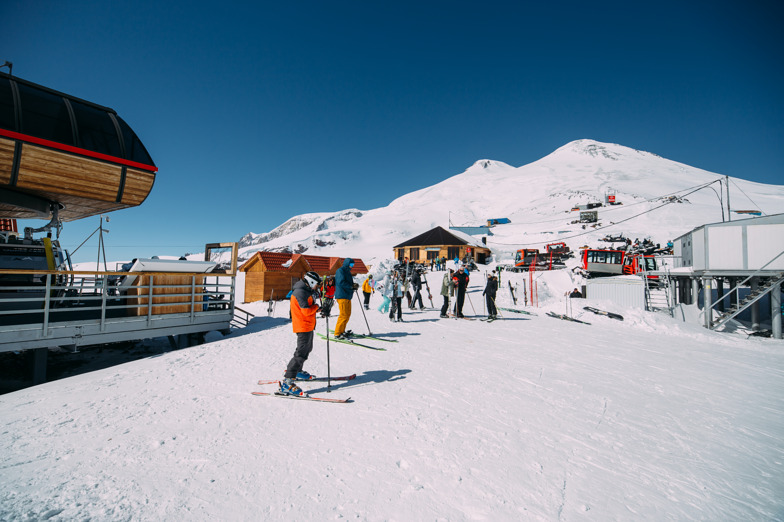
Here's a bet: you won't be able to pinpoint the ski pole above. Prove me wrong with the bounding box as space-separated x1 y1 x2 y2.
492 296 504 318
466 290 477 314
355 288 372 335
325 313 331 391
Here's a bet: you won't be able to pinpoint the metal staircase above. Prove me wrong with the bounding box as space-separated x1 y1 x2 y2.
231 306 255 329
644 266 673 316
709 272 784 330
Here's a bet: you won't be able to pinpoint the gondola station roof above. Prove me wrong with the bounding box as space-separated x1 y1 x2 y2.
0 72 157 221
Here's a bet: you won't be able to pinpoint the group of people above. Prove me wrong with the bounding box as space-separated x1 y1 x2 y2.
429 256 448 271
279 258 500 397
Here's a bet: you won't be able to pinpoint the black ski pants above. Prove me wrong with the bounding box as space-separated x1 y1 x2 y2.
440 295 450 316
411 286 424 309
456 289 466 316
389 297 403 320
363 291 371 308
285 330 314 379
485 293 497 316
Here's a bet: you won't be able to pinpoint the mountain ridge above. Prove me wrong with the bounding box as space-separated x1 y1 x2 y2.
237 139 784 266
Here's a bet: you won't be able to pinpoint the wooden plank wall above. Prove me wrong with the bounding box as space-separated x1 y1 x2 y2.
0 138 13 185
0 140 156 220
245 272 300 303
127 274 204 316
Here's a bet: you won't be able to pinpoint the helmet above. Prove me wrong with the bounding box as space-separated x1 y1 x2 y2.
303 271 321 290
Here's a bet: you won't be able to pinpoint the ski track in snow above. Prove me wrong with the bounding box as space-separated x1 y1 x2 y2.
1 269 784 521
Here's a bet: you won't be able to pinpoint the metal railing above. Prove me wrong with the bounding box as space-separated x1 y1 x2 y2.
705 249 784 329
0 269 236 348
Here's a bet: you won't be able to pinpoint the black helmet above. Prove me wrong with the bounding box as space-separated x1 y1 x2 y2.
303 271 321 290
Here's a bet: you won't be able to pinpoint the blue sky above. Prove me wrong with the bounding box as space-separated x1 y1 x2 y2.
3 0 782 263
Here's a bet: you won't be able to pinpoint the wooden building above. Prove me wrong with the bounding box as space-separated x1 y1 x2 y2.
239 252 368 302
393 226 492 265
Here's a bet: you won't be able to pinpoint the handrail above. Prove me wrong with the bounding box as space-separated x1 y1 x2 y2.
0 270 237 336
0 269 237 277
707 248 784 315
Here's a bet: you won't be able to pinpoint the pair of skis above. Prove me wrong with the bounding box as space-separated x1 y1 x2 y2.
546 311 591 325
583 306 624 321
497 307 537 316
328 329 398 342
316 332 391 351
252 374 356 403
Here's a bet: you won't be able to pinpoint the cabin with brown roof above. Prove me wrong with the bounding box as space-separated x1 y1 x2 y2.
238 252 368 302
393 226 492 265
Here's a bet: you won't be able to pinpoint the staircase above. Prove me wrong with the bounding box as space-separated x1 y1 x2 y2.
644 272 673 316
710 272 784 330
231 306 255 329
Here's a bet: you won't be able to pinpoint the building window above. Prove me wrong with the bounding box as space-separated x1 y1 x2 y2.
409 248 419 261
447 247 460 259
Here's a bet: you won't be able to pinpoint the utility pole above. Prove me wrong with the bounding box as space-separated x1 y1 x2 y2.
725 175 731 222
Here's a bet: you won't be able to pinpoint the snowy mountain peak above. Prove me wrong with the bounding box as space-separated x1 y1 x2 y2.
551 139 662 162
470 159 510 170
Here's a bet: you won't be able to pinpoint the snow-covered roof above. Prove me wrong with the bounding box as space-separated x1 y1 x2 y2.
393 226 488 249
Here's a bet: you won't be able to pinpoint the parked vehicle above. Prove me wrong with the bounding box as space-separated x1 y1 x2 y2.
580 249 658 279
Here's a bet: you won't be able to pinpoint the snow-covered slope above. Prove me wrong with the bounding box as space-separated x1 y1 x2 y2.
1 284 783 520
237 139 784 266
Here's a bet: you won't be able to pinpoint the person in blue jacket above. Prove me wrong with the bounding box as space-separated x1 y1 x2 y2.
333 258 357 339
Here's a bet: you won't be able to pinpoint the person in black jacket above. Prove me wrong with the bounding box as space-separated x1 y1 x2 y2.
452 265 470 318
483 274 498 319
410 269 424 310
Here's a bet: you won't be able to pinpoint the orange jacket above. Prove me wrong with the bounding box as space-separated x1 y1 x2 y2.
290 280 318 332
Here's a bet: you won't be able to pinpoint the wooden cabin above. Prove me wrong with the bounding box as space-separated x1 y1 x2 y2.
0 72 157 222
393 226 492 265
239 252 368 302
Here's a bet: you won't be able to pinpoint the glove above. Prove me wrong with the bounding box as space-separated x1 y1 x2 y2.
353 283 359 290
320 297 334 317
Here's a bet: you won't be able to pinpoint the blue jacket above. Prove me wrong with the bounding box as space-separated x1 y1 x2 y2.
334 258 355 300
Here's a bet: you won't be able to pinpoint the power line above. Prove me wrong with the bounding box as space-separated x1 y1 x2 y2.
729 178 768 216
500 179 723 227
487 179 722 247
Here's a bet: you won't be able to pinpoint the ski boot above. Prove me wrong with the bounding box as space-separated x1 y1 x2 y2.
279 378 307 397
295 371 315 381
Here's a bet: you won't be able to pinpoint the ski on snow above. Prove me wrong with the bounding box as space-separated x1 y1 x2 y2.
316 332 387 351
498 307 537 316
328 329 398 342
546 311 591 325
257 374 356 385
583 306 624 321
251 391 351 403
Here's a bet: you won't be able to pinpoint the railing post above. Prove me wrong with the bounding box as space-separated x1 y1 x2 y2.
230 275 236 315
100 275 107 331
43 276 51 337
772 281 782 340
